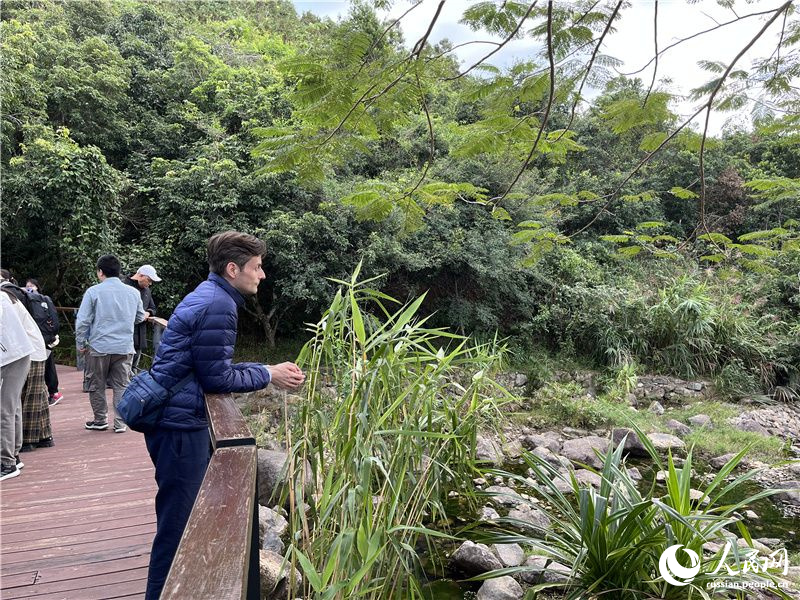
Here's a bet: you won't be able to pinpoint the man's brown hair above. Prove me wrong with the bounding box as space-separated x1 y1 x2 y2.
207 231 266 275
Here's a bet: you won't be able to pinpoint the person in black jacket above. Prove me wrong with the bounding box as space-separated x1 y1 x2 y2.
124 265 160 371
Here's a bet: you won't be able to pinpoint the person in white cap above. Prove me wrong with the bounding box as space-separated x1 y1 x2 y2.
124 265 161 371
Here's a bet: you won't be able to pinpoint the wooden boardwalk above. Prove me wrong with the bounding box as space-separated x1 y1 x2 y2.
1 365 156 599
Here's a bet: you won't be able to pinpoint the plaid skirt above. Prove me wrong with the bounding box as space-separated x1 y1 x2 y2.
21 360 52 444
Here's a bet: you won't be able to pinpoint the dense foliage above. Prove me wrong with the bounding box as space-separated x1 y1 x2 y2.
1 0 798 398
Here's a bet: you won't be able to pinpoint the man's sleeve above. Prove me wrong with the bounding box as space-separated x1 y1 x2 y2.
147 292 157 317
134 296 146 324
74 290 93 348
190 311 270 393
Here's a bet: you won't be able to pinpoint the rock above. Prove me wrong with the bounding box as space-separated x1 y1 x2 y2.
688 414 713 429
257 449 312 506
611 427 648 458
492 543 525 567
562 427 589 438
626 393 638 406
771 481 800 506
689 489 710 506
737 418 770 436
573 469 602 488
485 485 524 507
560 436 608 469
476 436 504 465
649 401 665 415
655 470 667 482
532 445 567 469
687 382 703 392
514 373 529 388
666 419 691 436
474 477 487 486
259 505 288 553
520 556 571 584
745 510 759 520
503 439 524 459
627 467 643 481
552 475 574 494
522 433 562 454
646 433 685 452
450 541 503 576
710 453 738 469
479 506 501 522
507 504 551 531
260 549 301 600
476 576 524 600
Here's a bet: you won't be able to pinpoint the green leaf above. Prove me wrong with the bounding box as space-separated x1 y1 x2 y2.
697 232 732 245
670 186 698 199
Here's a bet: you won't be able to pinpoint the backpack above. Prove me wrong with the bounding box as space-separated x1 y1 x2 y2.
21 288 59 345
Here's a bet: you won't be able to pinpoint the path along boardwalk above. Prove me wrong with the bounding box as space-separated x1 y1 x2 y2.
1 364 156 599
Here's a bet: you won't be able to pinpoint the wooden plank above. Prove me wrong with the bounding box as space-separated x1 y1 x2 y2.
206 393 254 446
162 446 257 600
3 554 149 588
0 365 156 600
2 565 147 599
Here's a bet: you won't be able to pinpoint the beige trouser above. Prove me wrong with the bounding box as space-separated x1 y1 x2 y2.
85 348 133 429
1 356 30 467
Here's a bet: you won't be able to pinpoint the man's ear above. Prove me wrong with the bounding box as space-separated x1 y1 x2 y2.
225 261 238 279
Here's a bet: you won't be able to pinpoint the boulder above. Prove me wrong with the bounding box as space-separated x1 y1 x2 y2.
503 439 524 459
257 449 312 506
574 469 602 489
476 435 504 465
258 505 288 553
710 453 738 469
611 427 648 458
451 541 503 576
492 543 525 567
522 433 562 454
479 506 500 522
649 401 665 415
771 481 800 506
646 433 685 452
485 485 524 507
560 436 608 469
260 549 301 600
506 504 551 531
531 445 568 469
520 556 571 584
476 576 524 600
688 414 713 429
666 419 691 436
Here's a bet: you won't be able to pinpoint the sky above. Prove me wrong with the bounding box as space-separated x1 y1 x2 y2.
290 0 794 135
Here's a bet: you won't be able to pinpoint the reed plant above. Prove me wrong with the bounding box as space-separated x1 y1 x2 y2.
282 265 510 599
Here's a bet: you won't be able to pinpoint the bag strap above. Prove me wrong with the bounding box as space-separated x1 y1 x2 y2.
168 372 194 395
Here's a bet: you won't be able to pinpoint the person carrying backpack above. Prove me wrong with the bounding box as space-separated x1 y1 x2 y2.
25 279 62 406
0 270 53 456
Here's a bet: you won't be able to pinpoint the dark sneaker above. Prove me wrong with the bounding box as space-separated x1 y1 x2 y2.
38 437 55 448
49 392 63 406
20 443 36 452
85 420 108 430
15 457 24 469
0 465 20 481
114 426 127 434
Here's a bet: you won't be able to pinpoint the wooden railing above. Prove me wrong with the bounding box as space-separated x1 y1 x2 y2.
160 393 260 599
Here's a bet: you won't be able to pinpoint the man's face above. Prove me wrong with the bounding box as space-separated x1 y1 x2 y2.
139 275 153 289
229 255 265 296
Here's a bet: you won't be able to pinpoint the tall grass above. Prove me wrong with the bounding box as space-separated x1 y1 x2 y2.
282 266 510 599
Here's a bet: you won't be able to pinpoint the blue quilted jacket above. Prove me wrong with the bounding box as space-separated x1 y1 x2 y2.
149 272 271 430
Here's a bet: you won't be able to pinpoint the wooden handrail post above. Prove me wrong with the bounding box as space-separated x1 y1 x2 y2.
161 394 261 599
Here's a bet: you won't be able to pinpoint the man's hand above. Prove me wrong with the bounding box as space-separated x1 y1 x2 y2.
143 311 151 320
78 346 87 354
268 362 305 390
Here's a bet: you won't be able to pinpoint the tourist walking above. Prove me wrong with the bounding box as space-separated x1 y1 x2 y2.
75 255 145 433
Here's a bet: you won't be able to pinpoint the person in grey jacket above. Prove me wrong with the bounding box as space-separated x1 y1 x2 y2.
76 255 145 433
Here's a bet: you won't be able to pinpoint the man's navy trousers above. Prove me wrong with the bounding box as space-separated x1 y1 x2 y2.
144 428 211 600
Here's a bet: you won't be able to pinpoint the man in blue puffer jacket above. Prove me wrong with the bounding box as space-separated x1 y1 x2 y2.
144 231 305 600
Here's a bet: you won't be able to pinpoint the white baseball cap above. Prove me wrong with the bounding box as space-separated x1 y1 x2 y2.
136 265 162 282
